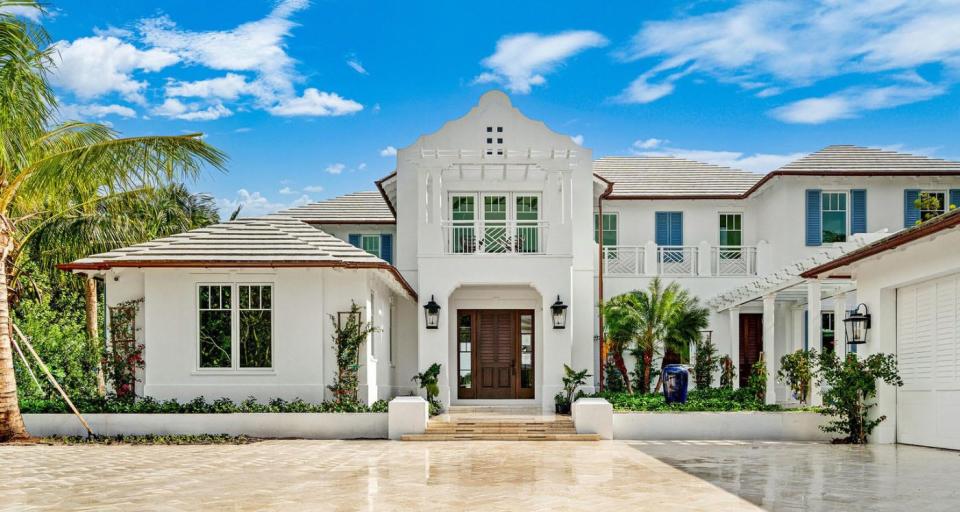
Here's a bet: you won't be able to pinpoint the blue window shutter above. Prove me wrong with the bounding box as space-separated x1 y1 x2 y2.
850 189 867 234
805 189 822 246
655 212 669 246
348 234 361 248
670 212 683 245
380 234 393 264
950 189 960 211
904 189 920 227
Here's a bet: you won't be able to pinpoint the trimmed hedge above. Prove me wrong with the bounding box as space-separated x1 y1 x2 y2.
596 387 806 412
40 434 256 445
20 396 389 414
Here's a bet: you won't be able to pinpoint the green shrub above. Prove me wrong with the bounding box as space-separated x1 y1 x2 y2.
604 360 626 392
817 352 902 444
19 395 390 414
595 387 785 412
42 434 256 445
747 356 767 402
693 338 720 389
778 349 818 405
719 356 735 389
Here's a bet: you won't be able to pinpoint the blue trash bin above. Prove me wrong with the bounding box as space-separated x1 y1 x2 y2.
662 364 689 404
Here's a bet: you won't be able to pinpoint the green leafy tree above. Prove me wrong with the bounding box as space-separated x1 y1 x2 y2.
914 192 956 224
602 294 642 393
747 355 767 403
664 293 709 365
778 349 818 405
0 1 226 441
604 360 625 392
817 351 903 444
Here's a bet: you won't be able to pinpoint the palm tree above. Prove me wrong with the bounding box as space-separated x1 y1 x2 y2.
0 3 226 441
602 294 641 394
14 184 221 395
664 293 710 360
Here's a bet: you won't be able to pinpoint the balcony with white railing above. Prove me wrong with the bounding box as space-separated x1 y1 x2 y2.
711 246 758 276
603 246 645 276
657 246 699 276
598 242 766 277
441 220 548 255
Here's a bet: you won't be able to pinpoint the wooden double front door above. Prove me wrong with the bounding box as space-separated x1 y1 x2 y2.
457 309 535 399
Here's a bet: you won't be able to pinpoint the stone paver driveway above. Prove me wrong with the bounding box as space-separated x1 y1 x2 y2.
1 440 958 511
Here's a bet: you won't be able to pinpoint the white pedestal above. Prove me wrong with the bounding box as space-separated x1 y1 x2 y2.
388 397 428 440
572 398 613 440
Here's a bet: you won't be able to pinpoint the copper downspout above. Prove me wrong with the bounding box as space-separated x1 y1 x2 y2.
596 177 614 392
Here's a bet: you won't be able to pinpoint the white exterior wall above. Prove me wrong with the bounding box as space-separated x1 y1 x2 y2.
105 267 408 404
393 91 593 409
842 228 960 444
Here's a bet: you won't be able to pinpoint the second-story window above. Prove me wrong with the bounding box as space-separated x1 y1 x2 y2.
918 191 947 221
821 192 847 243
719 213 742 246
446 193 541 253
594 212 618 246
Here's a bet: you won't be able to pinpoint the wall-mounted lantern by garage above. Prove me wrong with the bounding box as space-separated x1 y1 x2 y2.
843 303 871 345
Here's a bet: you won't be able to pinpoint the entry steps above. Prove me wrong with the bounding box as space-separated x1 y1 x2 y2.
401 406 600 441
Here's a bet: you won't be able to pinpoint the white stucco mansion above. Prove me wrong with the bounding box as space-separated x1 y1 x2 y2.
64 91 960 448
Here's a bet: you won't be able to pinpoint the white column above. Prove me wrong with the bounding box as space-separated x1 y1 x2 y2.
762 294 776 405
791 305 804 353
728 308 741 389
807 280 823 406
833 292 847 359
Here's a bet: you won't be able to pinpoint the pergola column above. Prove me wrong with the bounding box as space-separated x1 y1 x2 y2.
762 294 776 405
791 305 804 353
807 280 823 406
833 292 847 359
728 307 741 389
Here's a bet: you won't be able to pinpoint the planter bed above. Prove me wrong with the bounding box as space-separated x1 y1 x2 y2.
23 412 388 439
613 411 831 441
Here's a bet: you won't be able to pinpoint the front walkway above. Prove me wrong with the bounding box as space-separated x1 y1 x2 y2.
3 440 958 511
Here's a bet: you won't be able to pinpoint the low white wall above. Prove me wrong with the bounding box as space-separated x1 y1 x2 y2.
613 411 832 441
24 413 387 439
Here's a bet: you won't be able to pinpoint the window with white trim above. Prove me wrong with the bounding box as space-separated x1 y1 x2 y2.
360 235 381 259
198 284 273 370
918 190 947 221
821 192 847 243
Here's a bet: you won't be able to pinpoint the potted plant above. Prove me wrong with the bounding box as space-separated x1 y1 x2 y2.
412 363 443 414
555 364 590 415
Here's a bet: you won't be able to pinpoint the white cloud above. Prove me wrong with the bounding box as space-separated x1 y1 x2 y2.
279 186 297 195
632 138 666 150
50 36 179 104
619 1 960 119
571 134 584 146
152 98 233 121
1 5 44 21
58 103 137 121
234 127 252 133
217 189 311 217
475 30 608 94
303 185 325 193
771 80 945 124
379 145 397 157
630 141 806 173
166 73 250 100
93 25 133 38
325 163 345 175
346 59 368 75
357 163 367 171
268 88 363 117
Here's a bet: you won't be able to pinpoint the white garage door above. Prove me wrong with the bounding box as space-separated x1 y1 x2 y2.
897 272 960 450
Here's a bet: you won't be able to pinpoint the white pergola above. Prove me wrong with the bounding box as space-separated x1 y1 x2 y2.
708 233 889 404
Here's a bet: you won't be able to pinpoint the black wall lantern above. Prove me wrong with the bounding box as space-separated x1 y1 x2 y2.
551 295 568 329
843 303 871 345
423 295 441 329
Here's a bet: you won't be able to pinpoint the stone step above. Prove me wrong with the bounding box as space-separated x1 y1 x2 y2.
425 427 578 434
401 433 601 441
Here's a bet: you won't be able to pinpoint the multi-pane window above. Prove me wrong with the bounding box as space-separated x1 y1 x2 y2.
515 195 539 253
199 285 232 368
199 284 272 370
594 213 618 246
918 191 947 221
360 235 381 259
238 285 272 368
821 192 847 243
450 195 477 253
719 213 742 246
483 195 508 253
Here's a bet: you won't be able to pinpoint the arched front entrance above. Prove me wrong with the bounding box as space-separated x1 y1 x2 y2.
448 285 541 402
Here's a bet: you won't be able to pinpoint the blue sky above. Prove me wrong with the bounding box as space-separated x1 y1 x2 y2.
12 0 960 216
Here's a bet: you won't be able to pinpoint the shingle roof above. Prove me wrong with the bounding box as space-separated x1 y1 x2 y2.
63 216 384 265
278 191 395 223
593 156 763 198
776 145 960 174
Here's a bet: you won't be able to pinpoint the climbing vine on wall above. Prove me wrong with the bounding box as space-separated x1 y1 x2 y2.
327 302 378 404
107 298 144 399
